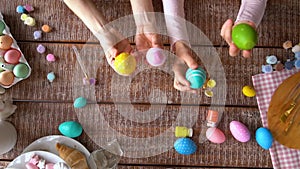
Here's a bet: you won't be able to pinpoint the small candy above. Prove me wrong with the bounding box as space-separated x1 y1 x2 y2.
0 35 13 50
230 121 251 143
47 72 55 82
16 5 27 14
0 21 5 34
24 16 36 26
206 79 216 88
0 71 14 86
20 13 29 21
266 55 277 65
255 127 273 150
4 49 21 64
282 40 293 49
46 54 56 62
42 24 52 33
262 65 273 73
295 52 300 60
58 121 83 138
285 60 294 70
292 45 300 53
33 30 42 39
13 63 30 78
36 44 46 54
74 96 87 108
295 60 300 69
274 61 284 71
23 4 34 12
83 77 96 85
242 85 256 97
204 90 213 97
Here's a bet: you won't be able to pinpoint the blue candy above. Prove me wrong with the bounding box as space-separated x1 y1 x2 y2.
174 138 197 155
295 59 300 69
266 55 277 65
16 5 27 14
255 127 273 150
185 67 206 89
262 65 273 73
285 60 294 70
74 96 87 108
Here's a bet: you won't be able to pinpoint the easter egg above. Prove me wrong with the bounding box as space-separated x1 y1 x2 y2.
232 23 258 50
242 85 256 97
255 127 273 150
58 121 83 138
185 67 207 89
0 21 5 35
206 127 226 144
230 121 251 142
74 97 87 108
0 35 13 50
4 49 21 64
13 63 30 78
0 121 17 155
174 138 197 155
0 71 14 86
114 52 136 76
146 48 166 66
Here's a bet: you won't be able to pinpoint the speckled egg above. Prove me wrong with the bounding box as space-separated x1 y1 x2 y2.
0 71 14 86
114 52 136 76
206 127 226 144
174 138 197 155
146 47 166 66
13 63 30 78
185 67 207 89
0 35 13 50
58 121 83 138
230 121 251 143
74 97 87 108
255 127 273 150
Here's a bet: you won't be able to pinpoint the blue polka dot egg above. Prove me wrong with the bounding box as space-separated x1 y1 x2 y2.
185 67 206 89
174 138 197 155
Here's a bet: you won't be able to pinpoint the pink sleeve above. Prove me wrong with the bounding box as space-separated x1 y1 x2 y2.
162 0 190 48
236 0 268 27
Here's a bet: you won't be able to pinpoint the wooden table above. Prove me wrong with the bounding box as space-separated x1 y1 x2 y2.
0 0 299 168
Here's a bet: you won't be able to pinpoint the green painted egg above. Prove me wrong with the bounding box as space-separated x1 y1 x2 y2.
58 121 83 138
232 23 258 50
74 96 87 108
13 63 30 78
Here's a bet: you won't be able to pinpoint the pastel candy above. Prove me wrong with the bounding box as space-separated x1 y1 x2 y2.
36 44 46 54
0 21 5 35
0 71 14 86
24 17 36 26
4 49 21 64
23 4 34 12
274 62 284 71
295 52 300 60
185 67 206 89
0 35 13 50
230 121 251 142
292 45 300 53
46 54 56 62
42 24 52 33
262 65 273 73
20 13 29 21
33 30 42 39
16 5 27 14
47 72 55 82
13 63 30 78
146 48 166 66
266 55 277 64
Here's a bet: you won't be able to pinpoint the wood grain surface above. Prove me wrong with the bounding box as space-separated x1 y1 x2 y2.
0 0 299 168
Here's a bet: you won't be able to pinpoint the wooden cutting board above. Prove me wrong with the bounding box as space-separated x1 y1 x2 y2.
267 71 300 149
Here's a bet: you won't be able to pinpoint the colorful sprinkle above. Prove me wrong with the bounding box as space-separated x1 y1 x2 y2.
16 5 27 14
24 16 36 26
204 90 214 97
36 44 46 54
47 72 55 82
41 24 52 33
20 13 29 21
23 4 34 12
33 30 42 40
285 60 294 70
274 62 284 71
206 79 216 88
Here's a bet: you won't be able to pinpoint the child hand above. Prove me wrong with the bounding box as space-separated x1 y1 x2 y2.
135 31 163 51
220 19 256 58
174 41 198 69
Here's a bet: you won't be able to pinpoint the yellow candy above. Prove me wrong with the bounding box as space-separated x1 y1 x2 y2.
242 86 256 97
204 90 213 97
20 14 28 21
24 17 36 26
207 79 216 88
114 52 136 76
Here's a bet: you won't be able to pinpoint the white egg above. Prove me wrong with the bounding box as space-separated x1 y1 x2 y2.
0 121 17 155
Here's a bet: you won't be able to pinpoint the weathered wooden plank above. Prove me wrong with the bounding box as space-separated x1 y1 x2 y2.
0 102 272 168
0 0 299 46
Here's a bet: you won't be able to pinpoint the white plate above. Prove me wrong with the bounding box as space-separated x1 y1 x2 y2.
22 135 96 169
7 150 67 169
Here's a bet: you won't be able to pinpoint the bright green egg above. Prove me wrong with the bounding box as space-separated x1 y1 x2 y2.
232 23 258 50
58 121 83 138
74 96 87 108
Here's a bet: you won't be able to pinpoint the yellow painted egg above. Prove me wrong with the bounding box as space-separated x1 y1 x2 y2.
242 85 256 97
114 52 136 76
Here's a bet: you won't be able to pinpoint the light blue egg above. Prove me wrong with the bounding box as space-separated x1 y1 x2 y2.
174 138 197 155
185 67 206 89
58 121 83 138
255 127 273 150
74 97 87 108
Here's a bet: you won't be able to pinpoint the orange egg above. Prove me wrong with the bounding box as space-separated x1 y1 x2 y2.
0 35 13 50
0 71 14 86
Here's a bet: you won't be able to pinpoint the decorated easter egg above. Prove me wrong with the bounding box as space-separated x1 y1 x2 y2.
242 85 256 97
4 49 21 64
232 23 258 50
174 138 197 155
206 127 226 144
58 121 83 138
13 63 30 78
114 52 136 76
0 71 14 86
0 121 17 155
185 67 207 89
146 47 166 66
74 97 87 108
255 127 273 150
0 35 13 50
230 121 251 142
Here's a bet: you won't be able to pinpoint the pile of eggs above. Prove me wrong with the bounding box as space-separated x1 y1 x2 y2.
0 17 31 88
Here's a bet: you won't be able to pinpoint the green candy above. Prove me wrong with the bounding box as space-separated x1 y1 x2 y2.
232 23 258 50
13 63 30 78
0 21 5 35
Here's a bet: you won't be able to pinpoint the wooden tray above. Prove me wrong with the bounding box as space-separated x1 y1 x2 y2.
267 71 300 149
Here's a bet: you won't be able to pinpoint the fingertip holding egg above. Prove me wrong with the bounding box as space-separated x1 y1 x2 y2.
255 127 273 150
146 48 166 66
174 138 197 155
232 23 257 50
74 97 87 108
230 121 251 143
58 121 83 138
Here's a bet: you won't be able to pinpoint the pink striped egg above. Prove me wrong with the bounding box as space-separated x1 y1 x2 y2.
206 127 226 144
230 121 251 142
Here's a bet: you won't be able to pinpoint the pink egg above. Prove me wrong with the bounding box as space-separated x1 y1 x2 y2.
4 49 21 64
146 48 166 66
230 121 251 142
206 127 226 144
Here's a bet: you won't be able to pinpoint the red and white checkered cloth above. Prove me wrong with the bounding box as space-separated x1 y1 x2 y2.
252 68 300 169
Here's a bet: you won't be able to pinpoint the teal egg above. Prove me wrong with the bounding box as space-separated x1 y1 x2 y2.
74 97 87 108
185 67 206 89
58 121 83 138
255 127 273 150
13 63 30 78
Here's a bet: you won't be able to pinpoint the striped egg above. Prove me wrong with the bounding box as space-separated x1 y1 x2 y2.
185 67 206 89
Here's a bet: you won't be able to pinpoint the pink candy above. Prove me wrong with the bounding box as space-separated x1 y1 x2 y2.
46 54 56 62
